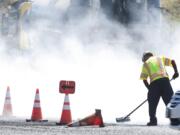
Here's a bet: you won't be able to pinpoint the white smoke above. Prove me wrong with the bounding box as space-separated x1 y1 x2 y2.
0 0 179 125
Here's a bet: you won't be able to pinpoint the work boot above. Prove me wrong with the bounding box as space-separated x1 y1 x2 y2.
170 118 180 126
147 121 157 126
147 118 157 126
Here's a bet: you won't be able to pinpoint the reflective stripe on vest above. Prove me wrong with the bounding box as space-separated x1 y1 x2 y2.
164 58 171 66
144 57 168 83
140 73 148 79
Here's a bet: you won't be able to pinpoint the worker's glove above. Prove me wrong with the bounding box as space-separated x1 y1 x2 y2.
172 72 179 80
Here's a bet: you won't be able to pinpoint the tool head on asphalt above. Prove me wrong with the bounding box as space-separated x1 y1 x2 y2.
116 117 130 122
116 99 148 123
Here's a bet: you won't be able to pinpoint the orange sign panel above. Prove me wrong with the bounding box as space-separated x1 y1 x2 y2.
59 80 75 94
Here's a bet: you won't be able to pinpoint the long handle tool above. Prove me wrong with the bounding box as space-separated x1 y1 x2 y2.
116 79 173 122
116 99 147 122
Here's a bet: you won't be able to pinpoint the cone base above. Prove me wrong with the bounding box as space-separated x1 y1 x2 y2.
99 123 105 127
56 122 70 126
26 119 48 122
67 109 104 128
67 121 105 127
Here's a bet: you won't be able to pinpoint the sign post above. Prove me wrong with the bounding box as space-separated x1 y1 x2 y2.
57 80 75 125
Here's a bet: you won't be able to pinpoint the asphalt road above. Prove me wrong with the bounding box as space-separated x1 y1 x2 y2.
0 118 179 135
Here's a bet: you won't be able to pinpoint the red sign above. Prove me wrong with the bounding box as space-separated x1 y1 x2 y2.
59 80 75 94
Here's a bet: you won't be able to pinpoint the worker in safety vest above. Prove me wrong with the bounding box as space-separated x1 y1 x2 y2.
140 52 179 126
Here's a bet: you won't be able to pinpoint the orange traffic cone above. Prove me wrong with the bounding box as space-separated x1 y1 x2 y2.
56 94 72 125
67 109 104 127
26 89 48 122
2 86 13 117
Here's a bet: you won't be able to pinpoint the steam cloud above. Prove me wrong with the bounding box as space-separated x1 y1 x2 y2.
0 0 179 124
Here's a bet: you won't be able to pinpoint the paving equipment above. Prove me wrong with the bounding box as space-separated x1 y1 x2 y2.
0 0 32 49
166 90 180 125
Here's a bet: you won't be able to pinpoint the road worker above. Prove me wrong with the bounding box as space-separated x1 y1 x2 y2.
140 52 179 126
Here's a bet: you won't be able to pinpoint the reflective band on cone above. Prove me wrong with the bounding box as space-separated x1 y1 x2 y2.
2 86 13 117
26 89 48 122
57 94 72 125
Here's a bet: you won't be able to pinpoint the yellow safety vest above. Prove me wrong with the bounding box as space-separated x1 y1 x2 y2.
140 56 172 83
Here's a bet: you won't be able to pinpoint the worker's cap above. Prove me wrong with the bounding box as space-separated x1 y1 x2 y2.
142 51 154 62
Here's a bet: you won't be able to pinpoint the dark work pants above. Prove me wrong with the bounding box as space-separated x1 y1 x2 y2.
148 78 174 122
